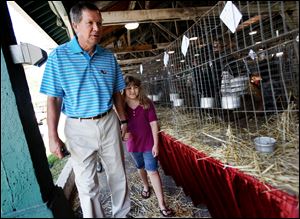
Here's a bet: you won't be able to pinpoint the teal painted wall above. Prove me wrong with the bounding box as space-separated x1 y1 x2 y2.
1 49 53 218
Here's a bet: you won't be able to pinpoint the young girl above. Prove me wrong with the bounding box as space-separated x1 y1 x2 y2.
123 75 174 217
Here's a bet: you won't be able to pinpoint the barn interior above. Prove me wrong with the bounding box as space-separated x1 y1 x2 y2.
2 1 299 218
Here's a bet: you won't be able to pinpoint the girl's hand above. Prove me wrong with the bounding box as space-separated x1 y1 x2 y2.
120 123 128 139
123 132 132 141
152 145 159 157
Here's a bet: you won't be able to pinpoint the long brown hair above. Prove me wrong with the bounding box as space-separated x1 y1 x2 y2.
124 75 151 109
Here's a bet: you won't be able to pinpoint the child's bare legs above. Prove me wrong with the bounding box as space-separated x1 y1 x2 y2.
147 170 167 210
138 168 150 192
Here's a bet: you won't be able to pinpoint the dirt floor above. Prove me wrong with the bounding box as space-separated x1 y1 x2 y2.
70 144 211 218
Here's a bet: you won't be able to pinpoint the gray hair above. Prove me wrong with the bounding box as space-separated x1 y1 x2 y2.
70 1 100 23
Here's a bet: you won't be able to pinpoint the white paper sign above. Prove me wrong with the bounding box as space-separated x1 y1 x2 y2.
220 1 242 34
140 64 143 74
163 51 169 67
181 35 190 57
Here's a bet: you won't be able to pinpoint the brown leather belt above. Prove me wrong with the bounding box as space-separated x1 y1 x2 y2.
71 108 112 120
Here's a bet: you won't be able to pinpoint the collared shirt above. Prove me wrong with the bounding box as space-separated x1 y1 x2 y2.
40 37 125 118
125 101 158 152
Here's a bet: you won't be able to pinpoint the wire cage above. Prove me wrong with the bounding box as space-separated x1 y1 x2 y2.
138 1 299 195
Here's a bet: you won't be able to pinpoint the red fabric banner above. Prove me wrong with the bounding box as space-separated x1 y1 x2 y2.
158 132 299 218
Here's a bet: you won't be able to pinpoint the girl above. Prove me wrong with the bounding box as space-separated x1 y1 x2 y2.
123 75 174 217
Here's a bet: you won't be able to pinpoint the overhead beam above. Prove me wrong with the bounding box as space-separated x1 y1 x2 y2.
153 22 177 39
236 14 269 32
112 44 156 54
156 42 171 49
95 1 115 10
145 1 150 9
100 2 297 26
121 65 140 71
102 25 123 35
101 7 212 25
48 2 74 39
128 1 136 10
101 35 118 47
118 56 156 65
111 42 169 54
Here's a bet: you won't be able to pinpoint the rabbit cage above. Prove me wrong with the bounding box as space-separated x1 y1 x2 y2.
139 1 299 197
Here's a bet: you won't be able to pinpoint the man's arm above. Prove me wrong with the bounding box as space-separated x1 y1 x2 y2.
112 92 127 138
47 96 65 159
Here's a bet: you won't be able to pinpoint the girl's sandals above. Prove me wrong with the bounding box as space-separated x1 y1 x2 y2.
141 188 151 199
159 208 175 217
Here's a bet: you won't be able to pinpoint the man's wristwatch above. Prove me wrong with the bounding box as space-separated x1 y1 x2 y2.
120 119 128 124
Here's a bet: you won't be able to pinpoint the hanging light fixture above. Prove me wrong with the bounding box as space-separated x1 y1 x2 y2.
125 23 139 30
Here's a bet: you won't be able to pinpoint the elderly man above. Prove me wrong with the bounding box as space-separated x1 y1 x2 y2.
40 2 130 218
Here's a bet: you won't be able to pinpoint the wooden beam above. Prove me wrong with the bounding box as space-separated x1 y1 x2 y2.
121 65 140 71
101 25 122 35
100 2 297 26
101 7 212 26
111 42 169 54
94 1 115 10
156 42 171 49
236 14 268 32
49 2 74 39
153 22 177 39
100 35 118 47
145 1 150 9
128 1 136 10
118 56 155 65
127 30 131 46
111 44 157 54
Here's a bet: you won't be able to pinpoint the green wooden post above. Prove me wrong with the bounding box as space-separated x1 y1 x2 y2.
1 50 53 218
1 2 73 218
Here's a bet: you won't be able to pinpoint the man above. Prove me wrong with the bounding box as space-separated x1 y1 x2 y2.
40 2 130 218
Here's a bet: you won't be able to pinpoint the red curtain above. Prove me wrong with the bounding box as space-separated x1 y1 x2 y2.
158 132 299 218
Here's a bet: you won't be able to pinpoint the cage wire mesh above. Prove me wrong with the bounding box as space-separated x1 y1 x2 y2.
137 1 299 195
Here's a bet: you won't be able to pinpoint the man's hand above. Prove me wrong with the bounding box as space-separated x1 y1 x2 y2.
49 136 65 159
47 96 64 158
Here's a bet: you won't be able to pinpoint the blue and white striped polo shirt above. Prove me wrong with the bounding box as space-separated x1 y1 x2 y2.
40 37 125 118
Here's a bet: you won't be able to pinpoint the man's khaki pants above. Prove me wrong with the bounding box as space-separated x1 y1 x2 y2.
64 110 130 218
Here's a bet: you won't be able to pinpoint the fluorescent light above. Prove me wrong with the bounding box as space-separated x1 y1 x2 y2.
249 30 257 35
125 23 139 30
156 59 161 62
168 50 175 54
194 53 200 57
189 36 198 41
180 60 185 63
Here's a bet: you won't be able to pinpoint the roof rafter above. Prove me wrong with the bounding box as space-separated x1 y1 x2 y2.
101 7 212 25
